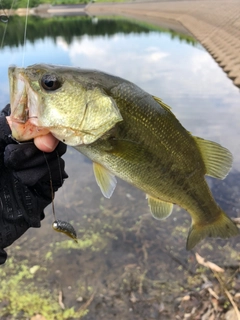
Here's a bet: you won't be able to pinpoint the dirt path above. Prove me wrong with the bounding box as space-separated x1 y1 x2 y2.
87 1 240 88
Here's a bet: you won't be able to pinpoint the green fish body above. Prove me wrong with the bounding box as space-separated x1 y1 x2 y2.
8 64 239 250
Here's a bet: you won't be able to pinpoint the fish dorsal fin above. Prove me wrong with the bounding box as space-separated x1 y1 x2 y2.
193 136 233 179
93 162 117 198
147 195 173 220
152 96 175 116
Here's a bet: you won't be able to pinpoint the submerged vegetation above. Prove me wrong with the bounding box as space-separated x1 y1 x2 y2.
0 258 89 319
1 184 239 319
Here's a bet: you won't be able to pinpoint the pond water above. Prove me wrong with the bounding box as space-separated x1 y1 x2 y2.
0 15 239 319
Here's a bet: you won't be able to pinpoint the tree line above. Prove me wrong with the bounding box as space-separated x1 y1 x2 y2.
0 16 153 47
0 15 197 48
1 0 89 9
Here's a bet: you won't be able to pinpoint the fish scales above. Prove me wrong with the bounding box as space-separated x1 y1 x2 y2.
111 82 200 164
79 84 216 213
7 64 239 250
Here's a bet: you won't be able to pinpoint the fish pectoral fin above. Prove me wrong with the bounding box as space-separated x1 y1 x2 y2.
93 162 117 199
147 195 173 220
193 136 233 179
186 210 239 250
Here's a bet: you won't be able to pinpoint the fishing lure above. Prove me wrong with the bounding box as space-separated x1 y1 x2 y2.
52 220 78 243
42 152 78 243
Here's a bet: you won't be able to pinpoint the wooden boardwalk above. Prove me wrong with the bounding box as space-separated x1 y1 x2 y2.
87 1 240 88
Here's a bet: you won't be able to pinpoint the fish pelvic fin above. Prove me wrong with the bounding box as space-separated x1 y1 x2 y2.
93 162 117 198
147 195 173 220
193 136 233 179
186 209 239 250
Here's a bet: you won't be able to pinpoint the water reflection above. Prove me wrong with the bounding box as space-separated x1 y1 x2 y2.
0 16 180 47
1 18 240 167
0 15 239 319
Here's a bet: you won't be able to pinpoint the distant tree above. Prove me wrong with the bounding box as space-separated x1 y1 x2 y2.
0 0 12 9
30 0 41 7
0 0 90 9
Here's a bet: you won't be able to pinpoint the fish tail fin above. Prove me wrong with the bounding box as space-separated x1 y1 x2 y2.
186 209 239 250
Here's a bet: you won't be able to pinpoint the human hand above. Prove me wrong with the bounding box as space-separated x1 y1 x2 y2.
34 133 59 152
0 104 68 264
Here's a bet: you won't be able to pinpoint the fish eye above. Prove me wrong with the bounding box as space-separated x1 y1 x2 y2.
41 74 62 91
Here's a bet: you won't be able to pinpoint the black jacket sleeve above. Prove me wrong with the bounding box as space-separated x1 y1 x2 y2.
0 105 68 264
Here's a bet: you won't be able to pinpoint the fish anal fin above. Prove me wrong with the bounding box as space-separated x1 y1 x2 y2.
147 195 173 220
194 136 233 180
93 162 117 199
186 210 239 250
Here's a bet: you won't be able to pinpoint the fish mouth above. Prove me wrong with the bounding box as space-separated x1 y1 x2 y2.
9 66 29 123
8 66 39 124
8 66 49 141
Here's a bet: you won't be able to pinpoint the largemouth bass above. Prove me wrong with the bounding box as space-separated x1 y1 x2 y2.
7 64 239 250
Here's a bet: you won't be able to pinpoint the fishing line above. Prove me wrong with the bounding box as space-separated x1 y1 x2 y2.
0 0 15 49
55 148 72 221
0 0 8 23
43 151 78 242
56 150 64 188
0 17 7 49
22 0 30 67
43 151 56 221
55 149 74 223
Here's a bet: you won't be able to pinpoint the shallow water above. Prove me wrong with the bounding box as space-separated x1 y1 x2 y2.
0 15 239 319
